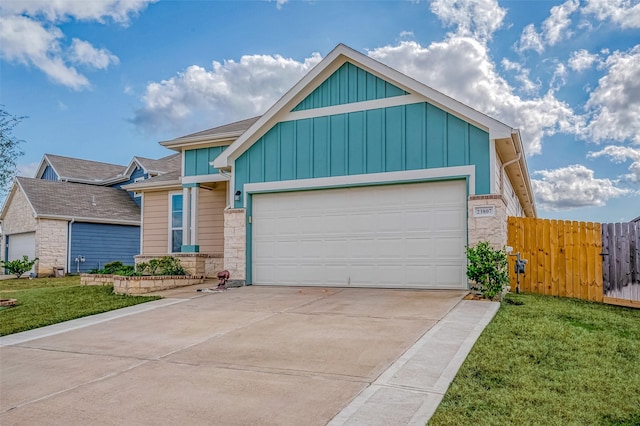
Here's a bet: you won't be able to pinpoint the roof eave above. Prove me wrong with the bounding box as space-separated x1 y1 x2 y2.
159 131 245 151
36 214 140 226
122 180 182 191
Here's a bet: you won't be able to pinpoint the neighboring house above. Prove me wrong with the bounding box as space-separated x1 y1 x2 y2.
1 153 179 276
126 44 536 289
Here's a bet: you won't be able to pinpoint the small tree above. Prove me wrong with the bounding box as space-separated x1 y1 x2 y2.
466 241 509 300
0 106 26 197
1 255 38 278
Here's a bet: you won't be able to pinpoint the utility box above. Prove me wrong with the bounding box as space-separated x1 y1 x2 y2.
53 267 65 278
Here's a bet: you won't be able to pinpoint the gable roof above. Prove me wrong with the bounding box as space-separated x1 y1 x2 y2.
120 153 182 180
2 177 140 225
37 154 127 183
208 43 535 217
121 170 182 191
160 116 261 150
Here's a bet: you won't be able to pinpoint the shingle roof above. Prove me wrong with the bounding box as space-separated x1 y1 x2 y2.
133 153 181 174
45 154 127 182
16 177 140 223
171 116 260 141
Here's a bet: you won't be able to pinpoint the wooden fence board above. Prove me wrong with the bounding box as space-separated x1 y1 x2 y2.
602 224 610 292
507 217 602 303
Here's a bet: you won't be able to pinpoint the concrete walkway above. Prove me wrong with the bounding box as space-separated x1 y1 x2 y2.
0 285 498 425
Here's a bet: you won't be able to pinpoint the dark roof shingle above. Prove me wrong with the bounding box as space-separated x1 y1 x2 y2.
45 154 127 182
17 177 140 223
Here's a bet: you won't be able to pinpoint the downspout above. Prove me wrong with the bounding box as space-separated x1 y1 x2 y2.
500 152 522 197
67 218 75 273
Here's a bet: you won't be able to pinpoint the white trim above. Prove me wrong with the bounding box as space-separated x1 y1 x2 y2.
190 187 199 245
182 188 190 247
181 174 229 184
161 133 243 150
489 139 496 194
243 166 475 207
133 176 144 197
35 214 139 226
282 94 425 123
167 191 183 254
139 193 144 254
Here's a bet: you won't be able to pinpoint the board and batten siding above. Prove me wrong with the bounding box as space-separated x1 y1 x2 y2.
141 191 170 255
184 146 227 176
197 185 226 253
293 62 407 111
41 165 59 181
234 102 490 208
70 222 140 273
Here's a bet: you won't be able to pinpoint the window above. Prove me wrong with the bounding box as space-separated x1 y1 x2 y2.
170 194 183 253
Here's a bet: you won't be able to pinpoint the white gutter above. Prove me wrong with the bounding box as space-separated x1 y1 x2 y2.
36 214 140 226
500 152 522 197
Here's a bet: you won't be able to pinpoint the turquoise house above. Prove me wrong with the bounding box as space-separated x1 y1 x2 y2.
131 44 536 288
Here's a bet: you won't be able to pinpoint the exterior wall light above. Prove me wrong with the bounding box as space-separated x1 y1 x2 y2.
234 190 242 202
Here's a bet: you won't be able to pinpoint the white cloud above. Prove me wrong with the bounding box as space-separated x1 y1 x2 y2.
532 164 630 210
0 15 89 89
69 39 119 70
501 58 540 94
0 0 153 89
429 0 506 40
16 162 39 178
582 45 640 144
516 0 579 53
542 0 580 45
368 39 581 155
550 62 568 91
515 24 544 53
0 0 155 24
582 0 640 29
568 49 599 71
588 145 640 183
132 52 323 133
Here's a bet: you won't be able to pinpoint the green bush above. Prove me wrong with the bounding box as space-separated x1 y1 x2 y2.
136 256 186 276
1 255 38 278
466 241 509 300
89 261 137 276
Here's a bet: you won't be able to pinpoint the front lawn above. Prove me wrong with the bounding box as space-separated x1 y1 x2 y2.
430 293 640 425
0 276 160 336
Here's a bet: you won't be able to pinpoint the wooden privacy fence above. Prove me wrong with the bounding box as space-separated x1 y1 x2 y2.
507 217 603 302
602 221 640 307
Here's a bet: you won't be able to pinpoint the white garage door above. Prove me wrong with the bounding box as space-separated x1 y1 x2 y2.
7 232 36 275
251 180 467 289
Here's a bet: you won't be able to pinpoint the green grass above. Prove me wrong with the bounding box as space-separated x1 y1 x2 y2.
429 293 640 426
0 276 160 336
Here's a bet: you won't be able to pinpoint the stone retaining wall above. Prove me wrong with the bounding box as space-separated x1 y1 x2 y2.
113 275 204 295
80 274 113 286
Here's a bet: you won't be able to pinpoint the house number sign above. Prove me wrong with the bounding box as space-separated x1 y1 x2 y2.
473 205 496 217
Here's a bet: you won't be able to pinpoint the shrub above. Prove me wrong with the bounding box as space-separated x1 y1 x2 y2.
89 261 137 276
1 255 39 278
135 257 186 276
466 241 509 300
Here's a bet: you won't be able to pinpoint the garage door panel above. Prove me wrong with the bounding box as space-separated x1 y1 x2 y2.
7 232 37 275
252 180 467 289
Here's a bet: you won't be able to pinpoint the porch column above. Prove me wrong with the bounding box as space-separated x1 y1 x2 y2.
181 183 200 253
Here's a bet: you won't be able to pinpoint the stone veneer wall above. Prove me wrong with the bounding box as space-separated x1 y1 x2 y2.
113 275 204 295
467 195 508 249
80 274 113 286
223 208 246 283
1 186 38 275
35 219 68 276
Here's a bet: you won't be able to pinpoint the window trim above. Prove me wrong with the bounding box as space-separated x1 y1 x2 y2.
168 191 183 254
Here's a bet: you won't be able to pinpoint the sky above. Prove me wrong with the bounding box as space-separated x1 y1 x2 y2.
1 0 639 223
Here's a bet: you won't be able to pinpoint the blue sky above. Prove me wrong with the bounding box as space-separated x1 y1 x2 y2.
1 0 639 222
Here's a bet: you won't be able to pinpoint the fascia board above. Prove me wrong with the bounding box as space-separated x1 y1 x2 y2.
213 45 349 169
121 180 181 191
37 214 140 226
159 132 244 150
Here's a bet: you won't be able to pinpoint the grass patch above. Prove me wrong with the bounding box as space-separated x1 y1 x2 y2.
0 276 160 336
429 293 640 426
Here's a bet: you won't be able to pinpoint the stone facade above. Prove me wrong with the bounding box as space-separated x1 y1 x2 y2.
223 208 246 282
2 187 37 235
80 274 113 286
467 195 508 250
35 219 68 276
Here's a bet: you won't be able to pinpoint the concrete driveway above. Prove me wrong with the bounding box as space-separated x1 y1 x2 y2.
0 285 496 425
